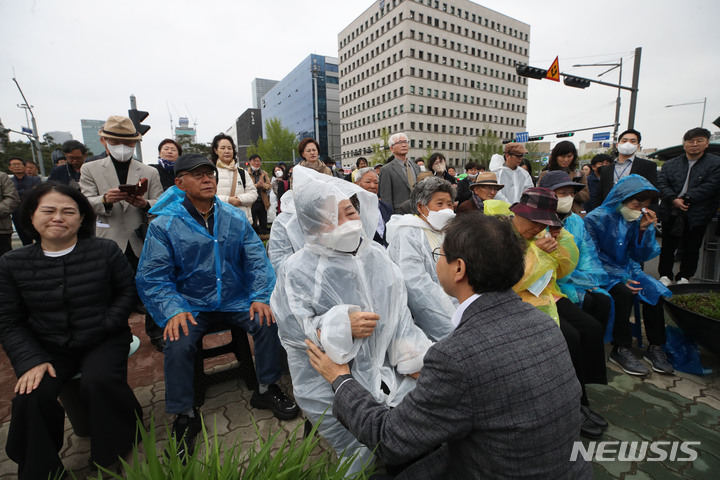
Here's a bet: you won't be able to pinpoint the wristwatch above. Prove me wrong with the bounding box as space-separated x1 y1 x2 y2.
331 373 354 393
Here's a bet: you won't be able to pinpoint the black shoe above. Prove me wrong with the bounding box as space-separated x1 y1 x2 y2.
250 384 300 420
609 346 650 376
580 408 604 439
172 409 201 459
581 405 608 430
643 345 675 374
150 336 166 353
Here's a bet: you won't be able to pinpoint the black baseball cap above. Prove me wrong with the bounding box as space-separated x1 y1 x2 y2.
174 154 217 177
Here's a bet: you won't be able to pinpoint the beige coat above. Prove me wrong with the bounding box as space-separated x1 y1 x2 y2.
80 156 163 254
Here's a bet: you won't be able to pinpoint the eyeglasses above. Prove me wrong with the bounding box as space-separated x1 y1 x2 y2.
181 169 216 180
394 140 409 145
684 139 708 145
431 247 446 263
509 153 526 159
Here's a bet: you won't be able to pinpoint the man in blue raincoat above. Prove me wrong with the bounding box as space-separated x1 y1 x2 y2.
136 154 298 457
585 175 674 377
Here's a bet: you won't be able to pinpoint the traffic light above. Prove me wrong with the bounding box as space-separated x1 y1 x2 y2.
128 109 151 136
516 64 548 80
563 75 591 89
527 136 544 141
556 132 575 138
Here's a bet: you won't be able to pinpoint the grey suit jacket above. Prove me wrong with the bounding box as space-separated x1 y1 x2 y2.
334 290 591 479
80 156 163 255
379 157 421 211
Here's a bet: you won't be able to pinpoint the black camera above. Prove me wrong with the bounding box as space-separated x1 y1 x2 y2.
681 194 692 206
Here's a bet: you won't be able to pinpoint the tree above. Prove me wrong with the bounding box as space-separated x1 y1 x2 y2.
524 141 544 176
247 118 298 168
469 125 502 168
0 128 55 173
368 127 391 166
176 135 211 157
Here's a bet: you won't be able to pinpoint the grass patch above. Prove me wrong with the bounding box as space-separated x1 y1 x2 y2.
669 292 720 320
78 414 372 480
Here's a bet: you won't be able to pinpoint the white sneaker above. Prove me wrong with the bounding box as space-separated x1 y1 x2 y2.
659 276 673 287
676 278 690 285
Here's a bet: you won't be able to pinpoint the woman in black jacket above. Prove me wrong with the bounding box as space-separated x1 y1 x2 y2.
0 184 141 479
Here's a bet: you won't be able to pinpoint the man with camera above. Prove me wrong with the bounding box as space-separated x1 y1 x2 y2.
658 127 720 285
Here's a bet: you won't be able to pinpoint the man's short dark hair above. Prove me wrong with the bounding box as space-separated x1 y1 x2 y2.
464 161 479 171
591 154 612 166
356 157 368 168
249 154 261 162
443 212 526 293
683 127 711 142
62 140 88 155
20 183 96 241
618 129 642 144
9 157 26 165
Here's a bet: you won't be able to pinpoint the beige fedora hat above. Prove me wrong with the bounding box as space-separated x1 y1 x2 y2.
98 115 142 141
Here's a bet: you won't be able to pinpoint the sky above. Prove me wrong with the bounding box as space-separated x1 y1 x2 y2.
1 0 719 160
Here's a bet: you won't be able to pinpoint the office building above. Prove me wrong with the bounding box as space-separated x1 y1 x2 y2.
252 78 279 109
80 119 105 157
260 54 341 162
339 0 530 167
46 131 73 145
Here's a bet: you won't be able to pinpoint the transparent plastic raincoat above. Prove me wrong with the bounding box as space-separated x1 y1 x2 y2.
584 174 671 305
136 186 275 327
386 214 457 341
270 166 432 472
267 190 305 273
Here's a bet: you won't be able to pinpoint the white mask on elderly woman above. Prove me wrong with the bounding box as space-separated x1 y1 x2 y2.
619 205 643 222
423 208 455 231
556 196 574 214
322 220 363 252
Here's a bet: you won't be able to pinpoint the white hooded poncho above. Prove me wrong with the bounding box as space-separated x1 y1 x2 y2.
386 214 458 341
270 166 432 473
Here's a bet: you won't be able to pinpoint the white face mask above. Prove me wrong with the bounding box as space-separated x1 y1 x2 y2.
418 165 426 172
556 196 574 214
275 170 284 178
323 220 363 252
250 165 260 172
107 143 134 162
617 143 638 156
434 163 446 174
422 208 456 231
467 172 478 180
619 205 643 222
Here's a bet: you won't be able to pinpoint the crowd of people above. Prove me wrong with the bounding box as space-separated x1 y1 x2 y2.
0 117 719 478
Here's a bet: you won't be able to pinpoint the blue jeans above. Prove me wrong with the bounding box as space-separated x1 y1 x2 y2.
163 311 283 414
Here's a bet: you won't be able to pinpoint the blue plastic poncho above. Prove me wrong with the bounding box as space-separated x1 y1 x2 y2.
557 213 611 305
386 214 458 341
267 190 305 273
136 187 275 327
584 174 671 305
270 166 432 473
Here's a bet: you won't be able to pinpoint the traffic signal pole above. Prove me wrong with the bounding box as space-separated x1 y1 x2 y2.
627 47 642 129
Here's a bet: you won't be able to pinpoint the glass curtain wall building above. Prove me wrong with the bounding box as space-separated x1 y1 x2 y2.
260 54 340 163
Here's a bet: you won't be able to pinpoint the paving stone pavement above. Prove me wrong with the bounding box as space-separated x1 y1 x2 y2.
1 314 719 479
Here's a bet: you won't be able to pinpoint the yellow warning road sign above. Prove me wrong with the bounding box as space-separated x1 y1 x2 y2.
546 57 560 82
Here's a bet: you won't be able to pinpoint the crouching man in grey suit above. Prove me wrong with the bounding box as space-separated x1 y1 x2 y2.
306 211 591 479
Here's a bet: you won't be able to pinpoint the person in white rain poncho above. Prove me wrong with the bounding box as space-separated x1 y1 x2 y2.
386 176 459 341
270 166 432 473
266 190 304 273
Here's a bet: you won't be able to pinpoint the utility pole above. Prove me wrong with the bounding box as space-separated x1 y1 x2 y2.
12 76 45 176
129 95 142 162
627 47 642 130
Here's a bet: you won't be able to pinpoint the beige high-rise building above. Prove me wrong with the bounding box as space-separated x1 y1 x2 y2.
339 0 530 168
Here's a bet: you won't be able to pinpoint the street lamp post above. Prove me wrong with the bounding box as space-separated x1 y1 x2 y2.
573 59 623 144
12 77 46 176
665 98 707 127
